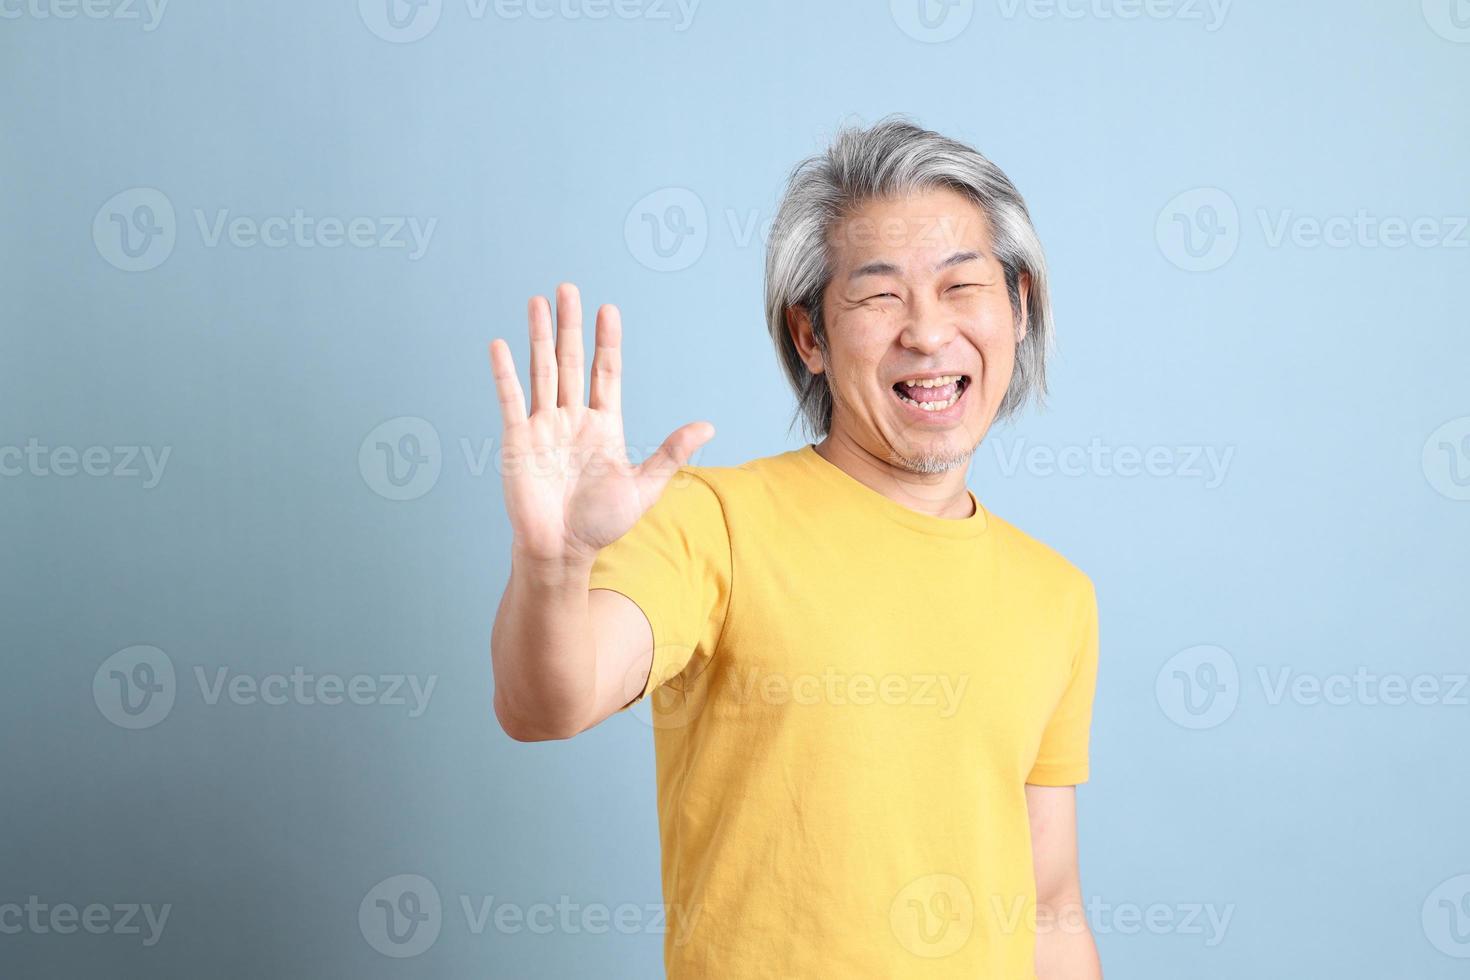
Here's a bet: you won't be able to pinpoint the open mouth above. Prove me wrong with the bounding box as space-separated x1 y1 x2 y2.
891 374 970 413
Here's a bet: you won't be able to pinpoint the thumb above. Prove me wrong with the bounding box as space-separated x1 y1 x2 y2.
634 421 715 505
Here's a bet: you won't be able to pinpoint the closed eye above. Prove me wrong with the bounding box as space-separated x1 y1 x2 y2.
947 283 980 292
867 292 899 300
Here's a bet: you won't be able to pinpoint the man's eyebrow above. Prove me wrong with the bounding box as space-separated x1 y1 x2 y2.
937 250 984 270
847 250 986 281
848 260 901 281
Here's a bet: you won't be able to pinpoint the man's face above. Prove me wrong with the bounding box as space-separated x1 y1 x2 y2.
793 186 1026 474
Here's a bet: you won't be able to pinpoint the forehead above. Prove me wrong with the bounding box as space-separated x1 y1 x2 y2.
826 186 993 273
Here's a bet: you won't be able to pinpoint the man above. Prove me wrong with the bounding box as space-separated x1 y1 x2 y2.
488 116 1102 978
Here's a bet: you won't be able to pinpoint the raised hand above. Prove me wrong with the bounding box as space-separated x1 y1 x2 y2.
488 283 715 568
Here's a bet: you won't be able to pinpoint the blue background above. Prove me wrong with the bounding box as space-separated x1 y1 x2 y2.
3 0 1468 976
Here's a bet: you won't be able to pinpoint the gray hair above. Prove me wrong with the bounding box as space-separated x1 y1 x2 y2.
763 114 1054 440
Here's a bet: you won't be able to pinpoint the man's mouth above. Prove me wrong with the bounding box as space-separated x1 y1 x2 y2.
891 374 970 413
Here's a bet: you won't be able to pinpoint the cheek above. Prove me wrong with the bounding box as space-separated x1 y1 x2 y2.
823 319 889 387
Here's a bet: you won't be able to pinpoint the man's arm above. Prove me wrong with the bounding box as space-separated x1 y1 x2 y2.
1026 783 1102 979
490 553 656 741
486 282 713 741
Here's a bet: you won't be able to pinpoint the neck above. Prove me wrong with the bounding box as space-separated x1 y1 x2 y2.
812 429 976 520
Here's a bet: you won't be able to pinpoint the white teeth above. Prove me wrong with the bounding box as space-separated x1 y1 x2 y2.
898 374 963 389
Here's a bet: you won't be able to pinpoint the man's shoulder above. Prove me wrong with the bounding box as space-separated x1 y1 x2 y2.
674 446 803 500
983 508 1095 598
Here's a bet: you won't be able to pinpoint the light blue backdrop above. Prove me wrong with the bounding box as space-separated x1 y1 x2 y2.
3 1 1467 976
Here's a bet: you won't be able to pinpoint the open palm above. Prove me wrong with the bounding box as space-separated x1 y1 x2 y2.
488 283 714 567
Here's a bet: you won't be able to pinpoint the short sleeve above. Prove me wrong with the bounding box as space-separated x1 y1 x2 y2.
588 467 731 711
1026 581 1100 786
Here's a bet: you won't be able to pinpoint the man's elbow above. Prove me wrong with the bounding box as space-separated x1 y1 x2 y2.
1035 883 1090 940
494 692 586 742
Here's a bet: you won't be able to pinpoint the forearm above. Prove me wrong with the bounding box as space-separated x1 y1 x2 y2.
1034 896 1101 980
491 550 598 740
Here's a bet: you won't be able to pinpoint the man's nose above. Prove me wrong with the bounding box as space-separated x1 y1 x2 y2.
898 292 959 353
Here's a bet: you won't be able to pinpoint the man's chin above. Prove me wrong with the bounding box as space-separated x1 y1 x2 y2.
887 439 975 475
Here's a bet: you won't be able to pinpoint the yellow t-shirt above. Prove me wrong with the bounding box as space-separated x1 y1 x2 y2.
588 443 1100 979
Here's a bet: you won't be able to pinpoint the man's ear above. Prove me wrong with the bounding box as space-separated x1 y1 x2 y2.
786 305 825 375
1015 271 1031 344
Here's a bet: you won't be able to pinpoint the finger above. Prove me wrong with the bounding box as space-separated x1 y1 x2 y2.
635 421 715 506
527 295 557 415
588 303 622 415
555 282 584 409
487 339 528 438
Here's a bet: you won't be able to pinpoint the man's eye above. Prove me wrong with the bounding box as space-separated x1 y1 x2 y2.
867 292 899 301
947 283 979 292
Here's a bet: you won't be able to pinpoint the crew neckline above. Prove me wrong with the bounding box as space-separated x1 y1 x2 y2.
795 443 989 538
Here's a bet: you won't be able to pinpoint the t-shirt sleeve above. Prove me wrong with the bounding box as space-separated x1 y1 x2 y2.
587 467 732 711
1026 580 1100 786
